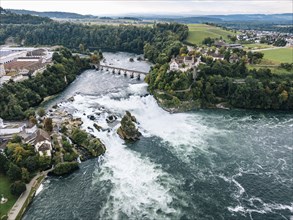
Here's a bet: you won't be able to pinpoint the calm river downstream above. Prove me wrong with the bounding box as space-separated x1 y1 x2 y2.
23 52 293 220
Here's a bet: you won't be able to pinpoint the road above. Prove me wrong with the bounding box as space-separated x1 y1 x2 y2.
251 46 284 52
7 168 53 220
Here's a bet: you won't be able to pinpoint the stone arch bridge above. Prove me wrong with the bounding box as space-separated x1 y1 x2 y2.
90 63 148 80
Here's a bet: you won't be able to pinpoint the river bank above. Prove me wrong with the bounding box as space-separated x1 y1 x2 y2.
22 52 293 220
7 168 52 220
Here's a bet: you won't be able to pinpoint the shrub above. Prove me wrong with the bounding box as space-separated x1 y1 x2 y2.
52 162 79 176
10 181 26 196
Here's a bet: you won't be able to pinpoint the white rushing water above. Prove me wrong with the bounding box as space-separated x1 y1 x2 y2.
24 53 292 220
60 84 195 219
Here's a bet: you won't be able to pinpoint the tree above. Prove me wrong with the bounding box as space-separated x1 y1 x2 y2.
11 135 22 143
37 108 46 117
24 156 38 172
44 118 53 132
0 154 9 174
21 168 30 183
7 163 22 181
10 181 26 196
60 125 67 134
90 54 99 64
202 37 214 46
229 35 237 43
29 115 38 125
279 90 288 103
71 128 88 146
38 156 51 171
79 43 85 52
179 46 188 55
52 162 79 176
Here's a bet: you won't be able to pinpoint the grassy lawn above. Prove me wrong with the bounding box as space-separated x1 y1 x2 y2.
0 174 18 217
248 64 293 76
261 48 293 64
186 24 239 45
243 43 274 50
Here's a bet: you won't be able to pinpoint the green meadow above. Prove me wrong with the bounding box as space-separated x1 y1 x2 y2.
261 48 293 64
186 24 238 45
0 174 17 217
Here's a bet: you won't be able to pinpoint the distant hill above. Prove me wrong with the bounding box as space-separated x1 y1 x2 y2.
1 8 52 24
7 9 98 19
168 13 293 24
208 13 293 22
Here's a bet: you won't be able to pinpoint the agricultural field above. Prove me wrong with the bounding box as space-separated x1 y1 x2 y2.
0 174 17 217
261 47 293 64
186 24 238 45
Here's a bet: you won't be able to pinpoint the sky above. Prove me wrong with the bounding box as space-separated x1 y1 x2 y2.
1 0 292 16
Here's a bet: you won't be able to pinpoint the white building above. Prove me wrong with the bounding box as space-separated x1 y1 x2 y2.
0 76 11 86
0 119 37 136
0 50 27 64
169 56 198 72
0 123 25 136
25 129 52 157
169 59 179 71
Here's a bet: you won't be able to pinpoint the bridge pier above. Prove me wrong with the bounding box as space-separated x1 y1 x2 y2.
92 64 147 79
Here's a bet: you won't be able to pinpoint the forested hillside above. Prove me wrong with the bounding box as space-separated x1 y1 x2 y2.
0 13 188 63
0 7 51 24
0 48 89 120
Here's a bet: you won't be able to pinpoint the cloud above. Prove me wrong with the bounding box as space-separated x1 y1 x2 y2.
1 0 292 15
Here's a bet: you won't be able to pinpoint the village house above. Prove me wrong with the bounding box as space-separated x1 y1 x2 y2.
229 53 239 63
0 117 37 136
169 55 197 72
25 129 52 157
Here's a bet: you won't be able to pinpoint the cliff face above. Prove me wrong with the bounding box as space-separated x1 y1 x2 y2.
117 111 141 141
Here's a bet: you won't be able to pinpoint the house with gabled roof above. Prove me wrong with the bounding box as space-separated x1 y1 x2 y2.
25 129 52 157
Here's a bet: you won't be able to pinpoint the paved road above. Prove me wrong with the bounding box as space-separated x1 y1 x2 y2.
251 46 284 52
8 168 53 220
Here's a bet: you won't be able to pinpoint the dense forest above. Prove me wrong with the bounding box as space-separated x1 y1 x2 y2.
0 48 90 120
0 11 188 63
146 60 293 110
0 11 188 120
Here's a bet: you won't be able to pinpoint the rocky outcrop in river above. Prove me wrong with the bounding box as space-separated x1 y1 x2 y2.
117 111 141 141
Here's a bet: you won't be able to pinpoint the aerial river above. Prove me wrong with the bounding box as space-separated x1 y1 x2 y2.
23 52 293 220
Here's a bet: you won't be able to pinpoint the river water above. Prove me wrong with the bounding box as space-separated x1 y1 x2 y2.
23 52 293 220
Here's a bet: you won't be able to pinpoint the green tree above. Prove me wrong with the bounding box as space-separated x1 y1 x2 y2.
44 118 53 132
21 168 30 183
7 163 22 181
0 154 9 174
10 181 26 196
279 90 288 103
71 128 88 146
11 135 22 143
37 108 46 117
